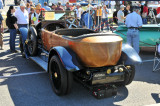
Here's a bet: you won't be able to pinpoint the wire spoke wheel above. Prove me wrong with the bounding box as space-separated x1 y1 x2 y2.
27 27 38 56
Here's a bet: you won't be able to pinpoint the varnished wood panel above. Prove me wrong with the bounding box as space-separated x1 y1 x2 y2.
41 29 123 67
68 36 123 67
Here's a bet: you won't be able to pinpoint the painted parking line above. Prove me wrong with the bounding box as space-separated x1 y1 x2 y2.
0 71 47 79
0 59 155 79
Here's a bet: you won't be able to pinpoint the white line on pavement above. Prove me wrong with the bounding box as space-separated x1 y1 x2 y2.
0 71 47 79
0 59 155 79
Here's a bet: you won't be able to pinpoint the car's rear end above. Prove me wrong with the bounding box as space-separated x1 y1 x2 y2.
47 28 138 98
66 33 135 98
66 33 134 86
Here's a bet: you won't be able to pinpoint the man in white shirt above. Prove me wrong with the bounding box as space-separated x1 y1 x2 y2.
110 1 116 13
117 5 125 26
31 5 41 25
75 3 84 20
15 1 29 28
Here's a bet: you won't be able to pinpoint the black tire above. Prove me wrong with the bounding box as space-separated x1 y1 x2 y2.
117 65 135 86
124 65 135 85
65 71 73 94
19 34 25 58
49 56 73 96
27 27 38 56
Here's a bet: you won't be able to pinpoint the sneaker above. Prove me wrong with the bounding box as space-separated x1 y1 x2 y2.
13 50 19 53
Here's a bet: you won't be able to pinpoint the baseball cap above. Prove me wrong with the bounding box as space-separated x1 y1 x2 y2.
120 5 125 8
94 5 97 8
76 3 81 6
20 1 26 7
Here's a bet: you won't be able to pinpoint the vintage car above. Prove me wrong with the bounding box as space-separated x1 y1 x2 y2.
114 24 160 51
19 12 141 98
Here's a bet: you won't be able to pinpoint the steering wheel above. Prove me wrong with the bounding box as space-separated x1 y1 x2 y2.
65 17 79 28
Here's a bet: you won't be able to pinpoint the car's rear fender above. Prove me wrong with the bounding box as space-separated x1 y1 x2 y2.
122 44 142 65
48 46 83 72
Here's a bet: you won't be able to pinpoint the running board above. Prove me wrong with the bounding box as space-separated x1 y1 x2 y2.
30 56 48 72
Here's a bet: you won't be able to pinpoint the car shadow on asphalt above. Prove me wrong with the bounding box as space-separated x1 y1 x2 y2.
0 76 129 106
0 49 129 105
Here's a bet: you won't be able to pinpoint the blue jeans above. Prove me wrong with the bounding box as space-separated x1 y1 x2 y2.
96 16 101 31
9 29 17 51
101 18 109 31
127 29 140 53
18 24 29 29
0 2 3 9
142 18 147 24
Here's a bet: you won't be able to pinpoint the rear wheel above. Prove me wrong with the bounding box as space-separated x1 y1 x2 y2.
118 65 135 86
124 65 135 85
49 56 73 96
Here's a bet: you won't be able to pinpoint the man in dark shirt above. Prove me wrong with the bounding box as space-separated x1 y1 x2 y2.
124 4 131 16
113 10 118 25
65 2 71 16
55 2 64 11
65 2 70 11
0 13 3 49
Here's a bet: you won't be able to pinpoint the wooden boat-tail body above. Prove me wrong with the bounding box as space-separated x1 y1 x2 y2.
41 29 123 67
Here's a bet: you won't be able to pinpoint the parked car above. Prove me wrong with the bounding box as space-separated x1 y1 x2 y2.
19 12 142 98
114 24 160 51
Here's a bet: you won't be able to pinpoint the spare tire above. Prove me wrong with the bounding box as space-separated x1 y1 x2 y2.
27 26 38 56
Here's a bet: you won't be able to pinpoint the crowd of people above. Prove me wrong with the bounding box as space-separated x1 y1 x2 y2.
0 0 160 54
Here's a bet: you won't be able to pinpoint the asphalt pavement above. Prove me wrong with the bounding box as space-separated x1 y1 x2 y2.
1 1 160 106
